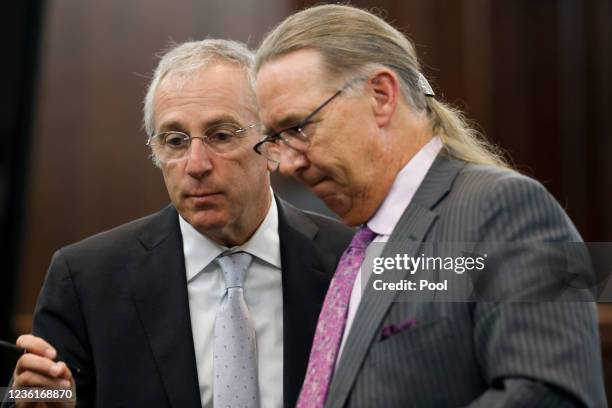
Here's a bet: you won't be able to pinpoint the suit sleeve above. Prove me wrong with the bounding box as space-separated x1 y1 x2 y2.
32 249 95 407
466 175 606 407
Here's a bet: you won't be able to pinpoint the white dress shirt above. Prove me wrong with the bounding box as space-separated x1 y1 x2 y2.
337 137 443 360
180 195 283 408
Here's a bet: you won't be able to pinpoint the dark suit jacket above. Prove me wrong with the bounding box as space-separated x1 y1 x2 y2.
20 198 353 407
325 155 607 407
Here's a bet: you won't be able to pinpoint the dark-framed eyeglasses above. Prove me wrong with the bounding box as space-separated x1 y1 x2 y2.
147 123 257 163
253 76 367 164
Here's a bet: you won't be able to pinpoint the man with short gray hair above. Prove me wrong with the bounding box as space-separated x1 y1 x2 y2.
6 39 352 407
254 4 606 407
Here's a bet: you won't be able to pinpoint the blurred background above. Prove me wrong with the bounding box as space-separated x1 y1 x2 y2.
1 0 611 396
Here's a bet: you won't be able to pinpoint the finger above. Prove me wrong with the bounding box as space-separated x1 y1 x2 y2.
54 361 74 381
15 353 62 378
14 369 72 388
16 334 56 359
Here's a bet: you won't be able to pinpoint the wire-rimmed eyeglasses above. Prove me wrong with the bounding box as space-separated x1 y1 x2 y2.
253 76 367 164
147 123 257 163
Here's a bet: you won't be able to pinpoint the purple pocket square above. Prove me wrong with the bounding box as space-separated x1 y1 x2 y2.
381 319 417 340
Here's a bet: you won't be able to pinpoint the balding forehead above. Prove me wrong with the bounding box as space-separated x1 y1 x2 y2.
256 50 338 135
153 62 259 130
255 50 333 109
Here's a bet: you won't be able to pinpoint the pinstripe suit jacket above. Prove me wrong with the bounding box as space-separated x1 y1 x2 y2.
325 154 607 407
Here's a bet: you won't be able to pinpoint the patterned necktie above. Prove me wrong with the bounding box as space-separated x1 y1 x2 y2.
297 225 377 408
213 251 260 408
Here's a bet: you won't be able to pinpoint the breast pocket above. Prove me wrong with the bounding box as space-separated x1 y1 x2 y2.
367 317 453 368
352 314 481 406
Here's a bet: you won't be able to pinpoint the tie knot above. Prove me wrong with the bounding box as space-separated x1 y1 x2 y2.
216 251 253 289
349 225 376 250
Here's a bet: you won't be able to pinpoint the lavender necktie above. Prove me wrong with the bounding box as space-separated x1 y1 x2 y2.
297 225 377 408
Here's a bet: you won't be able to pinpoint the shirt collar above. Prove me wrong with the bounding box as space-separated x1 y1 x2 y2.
180 191 281 282
367 136 443 236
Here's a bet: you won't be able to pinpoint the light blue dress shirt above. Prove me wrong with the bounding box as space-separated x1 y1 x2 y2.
179 195 283 408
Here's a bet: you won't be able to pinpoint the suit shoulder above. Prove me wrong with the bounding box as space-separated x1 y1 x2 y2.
455 163 553 201
278 198 354 254
460 162 536 185
301 210 355 250
298 210 354 268
302 210 354 237
59 206 174 259
454 162 579 239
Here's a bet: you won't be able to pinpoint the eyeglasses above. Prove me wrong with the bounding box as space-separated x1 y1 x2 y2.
253 76 366 164
147 123 257 163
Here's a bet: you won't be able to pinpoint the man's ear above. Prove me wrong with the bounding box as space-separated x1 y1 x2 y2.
368 69 399 128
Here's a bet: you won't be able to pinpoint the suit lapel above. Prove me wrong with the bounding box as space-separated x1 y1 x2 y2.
128 206 201 408
326 155 466 408
276 198 334 408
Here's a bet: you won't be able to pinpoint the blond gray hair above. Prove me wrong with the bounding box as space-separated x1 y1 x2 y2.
254 4 508 168
143 39 255 138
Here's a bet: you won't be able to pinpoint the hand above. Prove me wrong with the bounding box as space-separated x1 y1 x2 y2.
12 334 76 408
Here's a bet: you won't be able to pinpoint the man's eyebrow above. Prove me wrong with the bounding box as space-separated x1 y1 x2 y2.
157 114 244 134
157 120 185 133
205 114 244 128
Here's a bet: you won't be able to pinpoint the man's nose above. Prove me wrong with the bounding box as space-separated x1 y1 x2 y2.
185 139 213 177
277 147 309 176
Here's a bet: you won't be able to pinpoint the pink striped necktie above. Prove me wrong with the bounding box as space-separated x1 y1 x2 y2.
297 225 377 408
